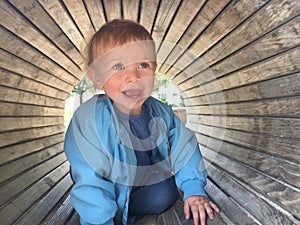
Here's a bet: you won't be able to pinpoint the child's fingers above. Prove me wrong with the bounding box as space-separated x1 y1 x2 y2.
204 202 214 220
184 200 191 220
209 201 220 213
198 205 206 225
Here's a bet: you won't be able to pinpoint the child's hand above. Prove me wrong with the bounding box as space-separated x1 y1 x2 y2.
184 196 220 225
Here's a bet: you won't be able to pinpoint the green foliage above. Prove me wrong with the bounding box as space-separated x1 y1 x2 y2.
70 72 185 107
153 72 169 93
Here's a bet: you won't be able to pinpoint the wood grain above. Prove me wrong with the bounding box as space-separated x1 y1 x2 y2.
0 144 64 184
188 122 300 164
63 0 95 41
0 154 67 205
159 0 230 74
38 0 87 53
152 0 181 41
0 124 65 148
139 0 160 32
185 97 300 118
157 0 204 68
202 146 300 220
122 0 139 22
15 174 72 225
206 161 299 224
0 0 83 76
187 114 300 139
0 50 74 94
184 73 300 103
0 133 64 165
0 162 70 225
7 0 86 71
83 0 106 31
102 0 122 21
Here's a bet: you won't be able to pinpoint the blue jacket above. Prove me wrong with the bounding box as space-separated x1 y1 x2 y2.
64 95 207 225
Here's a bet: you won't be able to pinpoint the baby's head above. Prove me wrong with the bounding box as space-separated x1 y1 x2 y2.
87 19 156 67
87 19 157 115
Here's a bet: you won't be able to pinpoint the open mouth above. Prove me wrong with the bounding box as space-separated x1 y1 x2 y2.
121 89 143 99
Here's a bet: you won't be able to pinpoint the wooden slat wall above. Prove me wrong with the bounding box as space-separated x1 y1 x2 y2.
0 0 299 224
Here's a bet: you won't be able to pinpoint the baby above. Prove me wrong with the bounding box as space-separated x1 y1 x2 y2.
64 19 219 225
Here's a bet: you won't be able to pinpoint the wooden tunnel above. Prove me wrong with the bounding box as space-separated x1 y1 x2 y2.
0 0 299 224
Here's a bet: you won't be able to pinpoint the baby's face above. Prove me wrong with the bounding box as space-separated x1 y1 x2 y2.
92 41 156 115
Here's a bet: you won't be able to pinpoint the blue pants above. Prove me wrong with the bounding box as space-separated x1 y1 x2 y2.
128 177 179 216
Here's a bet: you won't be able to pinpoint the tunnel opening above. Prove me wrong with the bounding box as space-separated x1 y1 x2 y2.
64 72 187 129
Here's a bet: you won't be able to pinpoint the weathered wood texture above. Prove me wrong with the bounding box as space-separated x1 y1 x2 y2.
0 0 299 224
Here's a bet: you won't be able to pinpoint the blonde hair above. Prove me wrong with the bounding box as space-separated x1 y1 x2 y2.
87 19 156 67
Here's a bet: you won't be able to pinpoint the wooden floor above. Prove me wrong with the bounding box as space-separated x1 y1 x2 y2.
48 197 228 225
46 178 257 225
134 198 228 225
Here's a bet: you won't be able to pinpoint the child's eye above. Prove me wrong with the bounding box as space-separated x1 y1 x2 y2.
138 62 150 69
113 63 125 70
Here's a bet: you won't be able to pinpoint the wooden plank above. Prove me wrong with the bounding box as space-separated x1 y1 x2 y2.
0 133 64 165
122 0 140 22
188 122 300 164
206 161 299 225
0 144 64 184
187 115 300 139
45 194 74 225
202 147 300 220
157 0 204 68
0 116 64 132
167 197 195 225
160 207 181 225
83 0 106 31
0 154 67 205
161 0 204 44
0 162 70 225
190 0 269 56
175 15 300 87
38 0 87 53
184 73 300 104
166 0 269 78
207 16 300 81
0 86 66 107
7 0 86 71
39 190 72 225
171 16 300 86
0 50 74 94
159 0 230 74
139 0 160 32
185 96 300 118
0 102 64 116
200 0 300 67
0 0 83 76
0 124 65 148
204 180 256 225
65 211 80 225
197 133 300 189
152 0 181 41
135 215 157 225
102 0 122 21
15 174 73 225
0 27 80 85
63 0 95 41
173 46 300 91
0 69 70 100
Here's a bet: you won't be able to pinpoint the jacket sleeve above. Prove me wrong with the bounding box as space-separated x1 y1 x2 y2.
168 113 208 200
64 114 117 225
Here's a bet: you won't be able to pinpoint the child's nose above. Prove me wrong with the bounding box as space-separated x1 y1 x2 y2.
125 65 140 82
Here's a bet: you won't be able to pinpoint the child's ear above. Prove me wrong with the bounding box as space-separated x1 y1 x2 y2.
86 67 103 89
